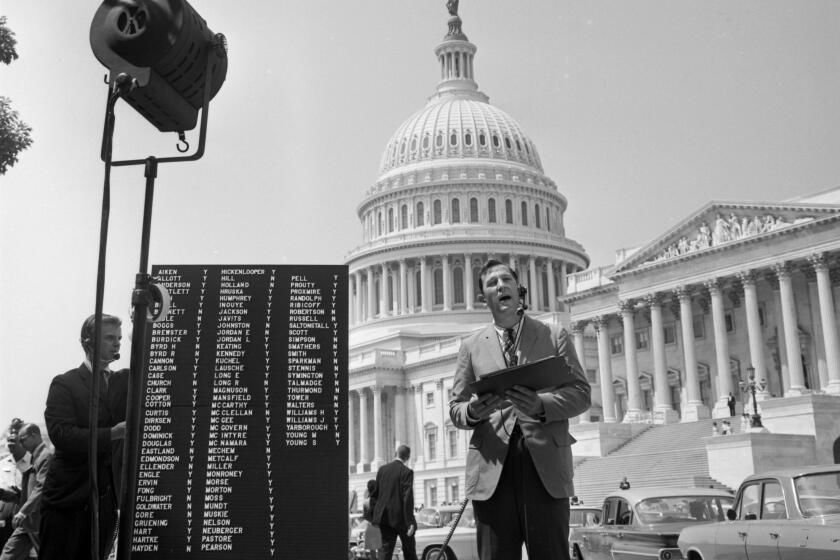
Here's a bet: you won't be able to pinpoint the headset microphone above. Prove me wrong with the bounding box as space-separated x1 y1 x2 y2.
517 285 529 316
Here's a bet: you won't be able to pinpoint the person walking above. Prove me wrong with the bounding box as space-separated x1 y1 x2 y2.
372 446 417 560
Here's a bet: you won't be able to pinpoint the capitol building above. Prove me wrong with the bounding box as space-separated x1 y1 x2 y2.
345 7 840 504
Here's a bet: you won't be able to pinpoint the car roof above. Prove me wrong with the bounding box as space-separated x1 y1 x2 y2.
603 487 734 503
741 464 840 483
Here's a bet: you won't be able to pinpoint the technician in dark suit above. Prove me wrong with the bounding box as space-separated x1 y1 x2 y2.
449 259 591 560
371 445 417 560
39 314 128 560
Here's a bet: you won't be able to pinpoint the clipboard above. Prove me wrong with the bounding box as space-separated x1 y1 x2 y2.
469 355 571 397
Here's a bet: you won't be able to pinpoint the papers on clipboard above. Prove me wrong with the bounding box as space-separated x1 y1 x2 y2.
469 355 572 397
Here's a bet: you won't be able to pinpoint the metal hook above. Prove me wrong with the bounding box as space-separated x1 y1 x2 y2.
103 74 110 84
176 132 190 153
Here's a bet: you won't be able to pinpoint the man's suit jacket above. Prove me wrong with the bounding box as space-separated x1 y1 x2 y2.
41 364 128 509
449 315 591 500
18 442 53 536
372 459 416 533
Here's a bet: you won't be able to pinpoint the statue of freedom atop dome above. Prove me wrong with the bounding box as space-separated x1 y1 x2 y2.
447 0 459 17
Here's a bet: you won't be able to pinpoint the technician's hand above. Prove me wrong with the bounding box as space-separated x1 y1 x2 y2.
110 421 126 440
505 385 545 419
467 393 504 420
12 512 24 529
407 523 416 537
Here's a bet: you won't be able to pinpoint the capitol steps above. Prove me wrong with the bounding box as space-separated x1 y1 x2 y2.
572 418 739 506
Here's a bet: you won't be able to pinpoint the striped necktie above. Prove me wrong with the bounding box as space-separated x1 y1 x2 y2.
503 328 517 366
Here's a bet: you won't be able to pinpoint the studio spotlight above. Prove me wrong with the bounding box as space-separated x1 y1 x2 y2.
90 0 228 133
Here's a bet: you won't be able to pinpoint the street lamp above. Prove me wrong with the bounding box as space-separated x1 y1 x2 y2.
740 366 767 429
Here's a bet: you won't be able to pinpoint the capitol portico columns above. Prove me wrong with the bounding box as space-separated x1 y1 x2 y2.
420 258 430 313
354 271 363 323
547 261 557 312
647 294 678 423
366 267 375 320
348 391 356 468
357 389 369 472
443 255 452 311
529 256 538 310
371 386 384 469
464 254 474 310
570 322 590 423
395 387 407 447
399 259 408 315
593 316 617 423
619 300 644 422
706 279 736 416
675 286 708 421
809 254 840 393
774 263 809 395
737 271 769 386
380 264 390 317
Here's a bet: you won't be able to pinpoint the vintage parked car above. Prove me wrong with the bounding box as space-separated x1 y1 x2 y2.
569 487 734 560
411 503 600 560
678 464 840 560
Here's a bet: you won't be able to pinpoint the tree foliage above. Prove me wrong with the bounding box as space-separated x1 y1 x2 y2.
0 16 32 175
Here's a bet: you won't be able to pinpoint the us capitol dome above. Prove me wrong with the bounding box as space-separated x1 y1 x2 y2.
344 3 589 477
345 7 588 340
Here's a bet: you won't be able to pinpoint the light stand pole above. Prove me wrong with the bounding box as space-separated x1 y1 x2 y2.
740 365 767 429
89 3 228 557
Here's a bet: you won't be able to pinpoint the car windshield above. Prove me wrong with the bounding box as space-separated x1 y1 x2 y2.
635 496 734 525
570 509 601 527
416 506 475 529
795 471 840 517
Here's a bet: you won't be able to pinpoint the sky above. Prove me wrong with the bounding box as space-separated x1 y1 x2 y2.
2 1 840 423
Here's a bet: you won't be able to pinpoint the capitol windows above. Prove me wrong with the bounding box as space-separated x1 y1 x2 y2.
725 311 735 333
505 137 512 150
693 314 706 339
465 132 472 146
535 204 541 228
447 428 459 459
453 268 464 305
450 131 458 146
664 323 677 345
469 198 479 223
451 199 461 223
433 269 444 306
416 202 425 226
423 135 430 150
492 134 500 148
377 211 383 237
388 208 395 233
436 132 444 148
433 200 443 225
505 199 513 224
426 428 438 463
516 139 522 151
479 132 487 146
635 328 650 351
521 201 528 226
610 334 624 355
488 198 497 223
415 269 423 308
546 207 551 231
401 204 408 229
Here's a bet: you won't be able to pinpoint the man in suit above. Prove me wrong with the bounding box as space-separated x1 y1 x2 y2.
449 259 591 560
0 423 53 560
372 445 418 560
39 314 128 560
0 420 27 552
